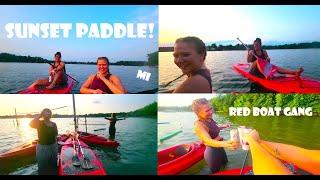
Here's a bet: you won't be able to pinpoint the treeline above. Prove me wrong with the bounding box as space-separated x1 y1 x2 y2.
211 94 320 113
127 102 157 117
0 102 157 119
159 41 320 52
158 94 320 114
0 52 158 66
158 106 191 112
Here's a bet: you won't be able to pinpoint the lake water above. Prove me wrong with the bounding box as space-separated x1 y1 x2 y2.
0 117 157 175
0 63 158 94
158 111 320 175
159 49 320 93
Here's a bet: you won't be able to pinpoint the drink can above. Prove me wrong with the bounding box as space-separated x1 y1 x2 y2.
238 126 251 150
230 129 239 142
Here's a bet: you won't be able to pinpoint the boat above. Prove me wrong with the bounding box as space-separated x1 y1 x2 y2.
18 76 75 94
59 138 106 175
158 142 205 175
233 63 320 93
77 131 119 148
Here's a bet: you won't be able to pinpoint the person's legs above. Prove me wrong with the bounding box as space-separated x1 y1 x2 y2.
276 67 304 76
204 146 228 173
28 78 50 88
47 71 63 89
109 121 116 140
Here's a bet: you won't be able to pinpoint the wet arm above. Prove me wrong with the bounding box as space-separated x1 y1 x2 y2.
259 140 320 174
29 114 41 129
194 122 225 148
54 62 65 71
263 50 271 62
102 75 127 94
247 50 254 63
80 75 96 94
245 134 291 175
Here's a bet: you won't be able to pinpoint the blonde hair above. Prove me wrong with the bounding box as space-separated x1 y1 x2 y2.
192 98 210 113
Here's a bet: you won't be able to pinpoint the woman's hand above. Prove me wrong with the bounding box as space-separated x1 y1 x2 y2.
222 140 239 150
97 72 107 81
220 123 231 129
92 89 104 94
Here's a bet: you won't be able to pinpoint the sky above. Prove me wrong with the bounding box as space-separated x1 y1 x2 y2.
0 94 157 116
0 5 158 62
159 5 320 46
158 94 218 107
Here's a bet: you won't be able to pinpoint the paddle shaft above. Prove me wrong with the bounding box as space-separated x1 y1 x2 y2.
163 74 185 87
237 38 259 59
240 150 249 175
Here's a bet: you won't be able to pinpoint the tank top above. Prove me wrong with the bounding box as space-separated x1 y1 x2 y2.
37 121 58 145
191 69 212 92
197 119 220 139
90 74 113 94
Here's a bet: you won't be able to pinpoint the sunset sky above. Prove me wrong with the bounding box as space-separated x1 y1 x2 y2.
159 5 320 46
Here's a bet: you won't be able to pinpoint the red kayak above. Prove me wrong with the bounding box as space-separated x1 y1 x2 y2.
233 63 320 93
18 76 75 94
78 131 119 148
158 142 205 175
0 134 69 162
213 166 252 175
59 138 106 175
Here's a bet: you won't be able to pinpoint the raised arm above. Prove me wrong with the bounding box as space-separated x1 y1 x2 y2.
247 50 255 63
29 113 42 129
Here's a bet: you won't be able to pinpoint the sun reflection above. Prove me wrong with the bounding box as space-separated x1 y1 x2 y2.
17 118 37 143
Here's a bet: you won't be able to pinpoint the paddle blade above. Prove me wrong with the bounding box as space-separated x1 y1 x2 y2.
80 157 94 170
72 155 81 167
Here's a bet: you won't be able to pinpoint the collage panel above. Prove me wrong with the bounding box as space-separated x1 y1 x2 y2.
159 5 320 93
0 94 157 175
158 93 320 175
0 5 158 94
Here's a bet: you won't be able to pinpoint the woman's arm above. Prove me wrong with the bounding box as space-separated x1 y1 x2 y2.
247 50 255 63
263 50 271 62
259 140 320 174
245 133 291 175
54 61 65 72
29 113 42 129
100 74 127 94
194 121 235 149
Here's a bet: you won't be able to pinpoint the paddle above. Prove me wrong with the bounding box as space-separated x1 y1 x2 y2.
71 137 81 167
160 74 185 88
45 60 79 84
237 37 260 60
240 150 249 175
76 135 93 170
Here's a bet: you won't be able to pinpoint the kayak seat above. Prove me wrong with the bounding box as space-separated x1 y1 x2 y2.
168 144 191 159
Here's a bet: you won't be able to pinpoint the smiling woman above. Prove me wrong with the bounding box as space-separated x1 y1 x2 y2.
163 36 212 93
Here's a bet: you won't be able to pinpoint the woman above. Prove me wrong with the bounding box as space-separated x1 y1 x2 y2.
80 57 126 94
29 108 58 175
245 130 320 175
192 98 238 173
29 52 68 89
247 38 304 79
165 36 212 93
105 113 125 141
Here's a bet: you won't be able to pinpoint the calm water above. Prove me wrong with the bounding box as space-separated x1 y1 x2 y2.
0 117 157 175
159 49 320 93
158 111 320 175
0 63 158 94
